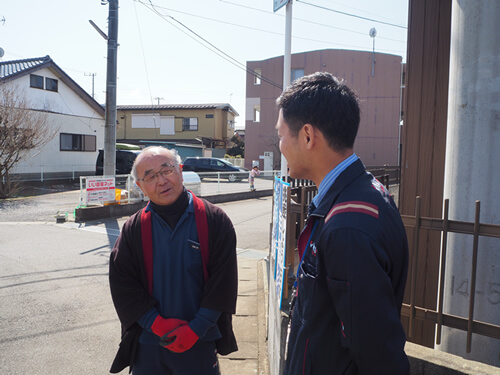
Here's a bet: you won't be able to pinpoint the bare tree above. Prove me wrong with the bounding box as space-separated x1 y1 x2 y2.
0 84 56 198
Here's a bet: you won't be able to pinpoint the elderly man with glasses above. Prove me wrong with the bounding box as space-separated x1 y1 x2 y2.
108 146 238 375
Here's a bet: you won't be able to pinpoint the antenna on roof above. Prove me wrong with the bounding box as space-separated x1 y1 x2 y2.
0 17 5 26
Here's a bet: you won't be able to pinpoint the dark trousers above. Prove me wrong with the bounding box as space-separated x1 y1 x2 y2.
132 340 220 375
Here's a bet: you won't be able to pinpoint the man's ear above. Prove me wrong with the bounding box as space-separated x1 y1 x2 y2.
301 124 316 149
135 181 147 196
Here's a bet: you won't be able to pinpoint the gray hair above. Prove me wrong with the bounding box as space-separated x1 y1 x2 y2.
131 146 182 181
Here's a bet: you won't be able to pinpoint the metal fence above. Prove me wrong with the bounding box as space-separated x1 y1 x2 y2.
9 164 96 182
75 170 280 208
197 170 278 195
401 196 500 353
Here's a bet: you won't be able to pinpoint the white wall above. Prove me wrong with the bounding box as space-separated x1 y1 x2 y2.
4 67 105 176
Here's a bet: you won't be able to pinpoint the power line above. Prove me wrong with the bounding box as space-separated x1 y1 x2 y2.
138 0 405 56
136 0 283 89
296 0 407 29
219 0 407 43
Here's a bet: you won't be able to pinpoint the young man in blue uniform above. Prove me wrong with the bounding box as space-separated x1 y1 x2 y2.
109 146 238 374
276 72 409 374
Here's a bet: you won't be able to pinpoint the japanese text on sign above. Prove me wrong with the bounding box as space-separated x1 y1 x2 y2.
271 176 290 309
86 177 116 204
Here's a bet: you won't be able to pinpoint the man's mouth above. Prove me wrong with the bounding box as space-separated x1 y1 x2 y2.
160 187 171 195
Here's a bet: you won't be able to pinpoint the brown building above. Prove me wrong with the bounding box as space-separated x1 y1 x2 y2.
245 49 404 171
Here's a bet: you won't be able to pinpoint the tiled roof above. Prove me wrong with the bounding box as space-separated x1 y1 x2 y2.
0 55 52 80
118 104 227 110
117 103 239 116
0 55 104 116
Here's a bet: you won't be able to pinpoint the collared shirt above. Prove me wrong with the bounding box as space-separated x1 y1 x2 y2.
311 153 358 209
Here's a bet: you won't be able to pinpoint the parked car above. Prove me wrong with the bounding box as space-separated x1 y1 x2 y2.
181 157 248 182
95 149 141 175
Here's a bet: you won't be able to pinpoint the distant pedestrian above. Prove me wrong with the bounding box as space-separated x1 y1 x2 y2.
249 165 260 191
108 146 238 375
276 72 409 374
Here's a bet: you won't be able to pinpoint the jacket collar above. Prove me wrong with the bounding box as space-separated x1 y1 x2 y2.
310 159 367 218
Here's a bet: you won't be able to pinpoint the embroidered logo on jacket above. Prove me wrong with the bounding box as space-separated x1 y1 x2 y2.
325 201 379 223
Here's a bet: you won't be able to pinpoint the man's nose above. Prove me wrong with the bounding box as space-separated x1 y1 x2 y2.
157 172 169 183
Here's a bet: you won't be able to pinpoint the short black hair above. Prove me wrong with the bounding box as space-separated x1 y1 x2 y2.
276 72 360 152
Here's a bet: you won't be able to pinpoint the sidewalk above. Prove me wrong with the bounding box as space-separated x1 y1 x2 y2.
220 250 269 375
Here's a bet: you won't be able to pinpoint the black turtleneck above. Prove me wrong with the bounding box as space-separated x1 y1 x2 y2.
149 188 189 229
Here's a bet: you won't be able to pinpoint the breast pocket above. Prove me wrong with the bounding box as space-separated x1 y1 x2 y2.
186 239 203 278
296 258 319 324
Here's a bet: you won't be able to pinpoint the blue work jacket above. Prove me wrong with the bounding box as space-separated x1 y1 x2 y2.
284 159 410 375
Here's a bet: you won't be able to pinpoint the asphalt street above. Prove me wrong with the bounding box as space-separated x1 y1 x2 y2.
0 190 272 374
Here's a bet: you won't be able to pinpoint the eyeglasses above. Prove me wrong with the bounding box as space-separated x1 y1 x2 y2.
138 165 176 184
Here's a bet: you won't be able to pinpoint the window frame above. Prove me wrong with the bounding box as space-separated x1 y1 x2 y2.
253 105 261 123
291 68 305 82
254 68 262 85
45 77 58 92
182 117 198 131
30 74 44 90
60 133 96 152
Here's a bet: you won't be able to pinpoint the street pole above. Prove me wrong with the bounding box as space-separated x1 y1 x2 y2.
85 73 96 99
104 0 118 176
281 0 292 180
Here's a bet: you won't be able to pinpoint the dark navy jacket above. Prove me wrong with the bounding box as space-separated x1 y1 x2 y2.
284 159 409 375
109 195 238 373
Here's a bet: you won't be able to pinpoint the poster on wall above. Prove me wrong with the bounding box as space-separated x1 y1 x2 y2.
271 175 290 309
85 176 116 204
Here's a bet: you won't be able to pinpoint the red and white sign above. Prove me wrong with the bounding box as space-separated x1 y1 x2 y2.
86 177 116 203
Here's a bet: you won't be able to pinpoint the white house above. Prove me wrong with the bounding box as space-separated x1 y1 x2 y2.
0 55 105 180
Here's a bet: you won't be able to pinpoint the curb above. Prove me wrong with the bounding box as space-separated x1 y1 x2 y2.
258 258 270 375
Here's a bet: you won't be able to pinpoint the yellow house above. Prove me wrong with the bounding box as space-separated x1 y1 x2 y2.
116 103 238 150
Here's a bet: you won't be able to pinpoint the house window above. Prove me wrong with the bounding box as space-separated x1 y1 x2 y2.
182 117 198 131
30 74 44 89
84 135 96 151
60 133 96 151
291 69 304 82
253 106 260 122
254 68 262 85
45 78 58 92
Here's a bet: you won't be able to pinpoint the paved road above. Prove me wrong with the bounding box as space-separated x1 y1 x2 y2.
0 190 272 374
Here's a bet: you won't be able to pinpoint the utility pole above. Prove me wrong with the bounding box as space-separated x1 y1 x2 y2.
85 72 97 99
103 0 118 176
153 97 164 106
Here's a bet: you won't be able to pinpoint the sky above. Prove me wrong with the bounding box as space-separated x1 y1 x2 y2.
0 0 408 128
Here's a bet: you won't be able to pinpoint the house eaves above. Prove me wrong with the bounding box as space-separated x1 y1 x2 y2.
0 55 104 117
117 103 239 117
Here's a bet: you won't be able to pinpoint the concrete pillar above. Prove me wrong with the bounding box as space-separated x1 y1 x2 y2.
439 0 500 367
